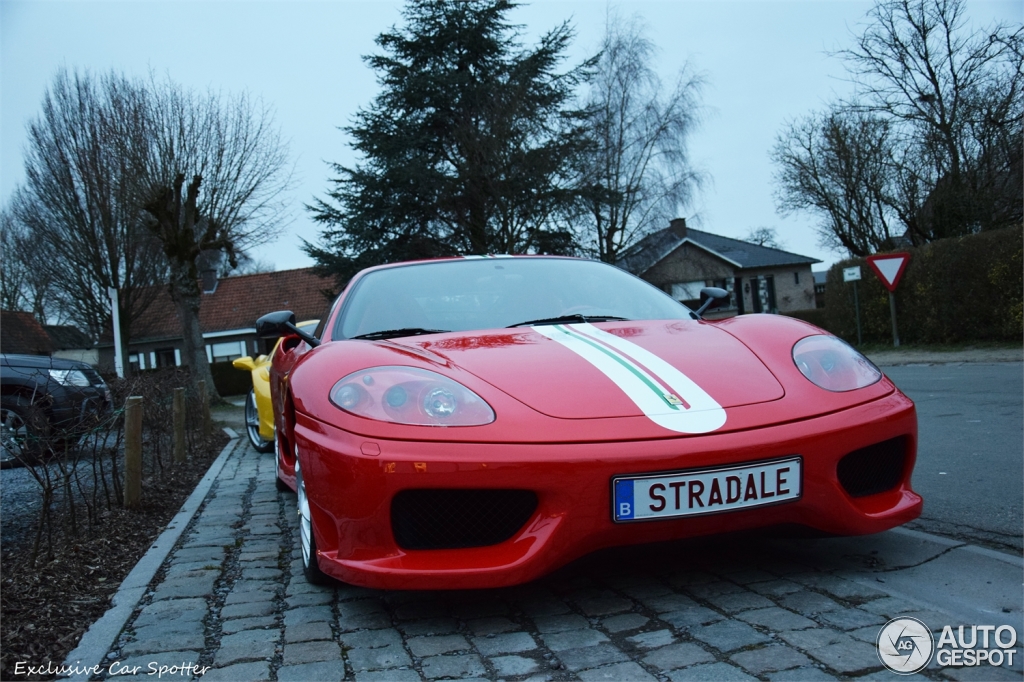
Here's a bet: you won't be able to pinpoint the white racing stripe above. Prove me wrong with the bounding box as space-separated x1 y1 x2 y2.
533 323 726 434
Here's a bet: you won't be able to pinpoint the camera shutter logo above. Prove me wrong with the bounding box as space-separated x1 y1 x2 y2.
877 617 934 674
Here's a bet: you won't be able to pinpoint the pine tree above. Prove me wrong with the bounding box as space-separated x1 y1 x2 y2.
306 0 593 281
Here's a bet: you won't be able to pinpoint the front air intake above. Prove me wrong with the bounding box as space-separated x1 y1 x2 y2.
391 489 537 550
837 437 907 498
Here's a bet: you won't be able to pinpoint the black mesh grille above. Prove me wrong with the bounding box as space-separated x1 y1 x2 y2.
837 437 907 497
391 489 538 550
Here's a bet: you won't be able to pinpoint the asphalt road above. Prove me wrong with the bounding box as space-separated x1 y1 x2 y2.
882 362 1023 553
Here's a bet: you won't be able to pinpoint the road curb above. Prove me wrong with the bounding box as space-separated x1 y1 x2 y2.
62 428 242 680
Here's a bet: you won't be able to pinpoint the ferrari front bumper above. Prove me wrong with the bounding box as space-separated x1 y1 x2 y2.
294 390 920 590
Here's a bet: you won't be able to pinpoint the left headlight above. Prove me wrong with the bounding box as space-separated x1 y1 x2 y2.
48 369 91 387
329 366 496 426
792 335 881 392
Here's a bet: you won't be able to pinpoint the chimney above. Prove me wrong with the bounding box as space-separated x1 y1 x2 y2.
669 217 688 238
201 269 218 294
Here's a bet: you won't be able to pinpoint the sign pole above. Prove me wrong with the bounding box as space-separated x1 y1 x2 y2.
109 287 125 378
888 291 899 347
842 266 863 346
865 252 911 349
853 281 862 346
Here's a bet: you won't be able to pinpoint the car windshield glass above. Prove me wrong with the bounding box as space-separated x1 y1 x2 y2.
335 257 692 339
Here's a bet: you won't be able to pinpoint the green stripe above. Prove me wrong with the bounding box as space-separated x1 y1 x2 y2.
554 325 679 411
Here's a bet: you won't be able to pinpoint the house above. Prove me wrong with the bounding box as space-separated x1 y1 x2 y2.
97 268 336 375
813 271 828 309
46 324 98 365
1 310 54 356
617 219 820 317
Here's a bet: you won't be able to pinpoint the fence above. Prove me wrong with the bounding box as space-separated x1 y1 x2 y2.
7 368 218 566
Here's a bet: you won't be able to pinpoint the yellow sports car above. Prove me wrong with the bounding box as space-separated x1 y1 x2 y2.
233 319 319 453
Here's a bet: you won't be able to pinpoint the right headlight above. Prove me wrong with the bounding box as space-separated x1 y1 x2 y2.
792 335 881 392
329 366 495 426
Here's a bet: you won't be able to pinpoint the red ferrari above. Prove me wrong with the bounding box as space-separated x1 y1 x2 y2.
258 256 921 590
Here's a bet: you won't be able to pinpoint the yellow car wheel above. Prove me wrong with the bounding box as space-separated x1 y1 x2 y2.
245 390 274 453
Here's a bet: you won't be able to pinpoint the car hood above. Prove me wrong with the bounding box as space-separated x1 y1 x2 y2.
401 320 783 431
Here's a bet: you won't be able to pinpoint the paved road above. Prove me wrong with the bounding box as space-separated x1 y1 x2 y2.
68 426 1022 681
882 362 1023 553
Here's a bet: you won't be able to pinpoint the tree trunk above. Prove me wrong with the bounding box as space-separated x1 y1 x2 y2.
168 261 216 397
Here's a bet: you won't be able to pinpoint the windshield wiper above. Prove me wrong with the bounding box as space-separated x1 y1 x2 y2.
351 328 449 340
507 314 630 328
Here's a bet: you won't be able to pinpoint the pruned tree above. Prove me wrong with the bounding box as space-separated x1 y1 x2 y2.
7 70 167 362
744 227 784 250
137 81 291 396
772 0 1022 256
306 0 593 282
7 69 290 392
577 12 706 263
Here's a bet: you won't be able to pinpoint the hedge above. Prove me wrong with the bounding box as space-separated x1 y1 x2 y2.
210 360 254 397
796 226 1022 345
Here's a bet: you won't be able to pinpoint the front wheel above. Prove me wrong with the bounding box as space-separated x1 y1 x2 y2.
1 395 50 467
245 390 274 453
295 457 331 585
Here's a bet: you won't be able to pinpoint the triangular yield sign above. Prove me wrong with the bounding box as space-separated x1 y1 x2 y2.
865 253 910 292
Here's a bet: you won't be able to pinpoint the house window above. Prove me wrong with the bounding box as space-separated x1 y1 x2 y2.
156 348 178 368
794 271 800 285
670 281 706 302
750 275 777 314
209 341 245 363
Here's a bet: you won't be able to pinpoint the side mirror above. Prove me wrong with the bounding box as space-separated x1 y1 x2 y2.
256 310 320 347
694 287 730 318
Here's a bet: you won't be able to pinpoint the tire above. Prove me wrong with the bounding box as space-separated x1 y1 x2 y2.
274 434 290 492
295 457 331 585
1 395 50 467
245 390 274 453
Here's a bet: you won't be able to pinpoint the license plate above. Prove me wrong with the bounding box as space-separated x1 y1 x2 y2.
612 457 802 522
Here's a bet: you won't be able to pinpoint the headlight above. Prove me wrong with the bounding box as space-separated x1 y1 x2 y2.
48 369 91 387
792 335 881 392
329 366 495 426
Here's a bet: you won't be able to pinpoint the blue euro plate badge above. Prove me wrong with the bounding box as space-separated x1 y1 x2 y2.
612 457 802 522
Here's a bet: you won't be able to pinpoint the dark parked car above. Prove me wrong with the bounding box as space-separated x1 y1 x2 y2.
1 354 112 465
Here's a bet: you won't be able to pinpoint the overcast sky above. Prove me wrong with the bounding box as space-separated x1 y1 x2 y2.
2 0 1019 274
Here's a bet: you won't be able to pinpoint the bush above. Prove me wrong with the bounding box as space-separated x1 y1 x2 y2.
782 308 828 330
818 226 1023 345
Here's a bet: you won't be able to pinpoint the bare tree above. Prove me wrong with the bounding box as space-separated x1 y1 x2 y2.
8 70 167 362
773 0 1021 256
138 80 291 396
838 0 1023 241
773 109 904 256
744 227 785 249
577 13 706 263
0 209 48 317
8 70 290 392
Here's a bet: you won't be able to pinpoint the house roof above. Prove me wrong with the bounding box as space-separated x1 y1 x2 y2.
46 325 94 350
130 268 337 342
1 310 54 355
618 225 821 275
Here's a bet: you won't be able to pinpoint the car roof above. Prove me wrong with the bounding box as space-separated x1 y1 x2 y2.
0 353 92 370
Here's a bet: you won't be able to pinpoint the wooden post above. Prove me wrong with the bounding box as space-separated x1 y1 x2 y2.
124 396 143 509
198 380 211 440
173 387 186 463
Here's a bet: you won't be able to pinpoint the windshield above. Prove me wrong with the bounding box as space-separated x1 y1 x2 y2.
335 257 692 339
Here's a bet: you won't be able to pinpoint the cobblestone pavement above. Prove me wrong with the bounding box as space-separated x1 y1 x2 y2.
94 442 1023 682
